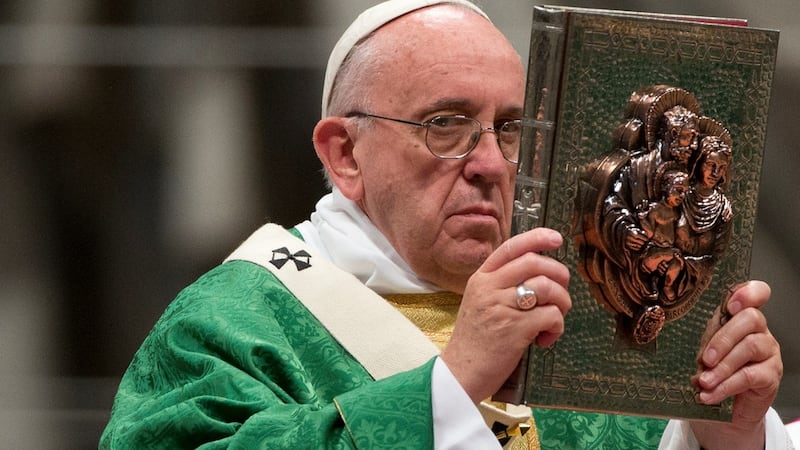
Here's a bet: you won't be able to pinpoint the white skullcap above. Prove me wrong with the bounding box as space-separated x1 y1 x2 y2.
321 0 489 118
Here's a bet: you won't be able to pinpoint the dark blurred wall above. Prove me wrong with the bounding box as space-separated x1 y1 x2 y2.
1 1 325 447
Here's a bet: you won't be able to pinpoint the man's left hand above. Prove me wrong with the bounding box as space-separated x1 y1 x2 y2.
691 280 783 450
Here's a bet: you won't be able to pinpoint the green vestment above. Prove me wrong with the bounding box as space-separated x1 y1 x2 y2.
101 226 668 449
100 260 436 449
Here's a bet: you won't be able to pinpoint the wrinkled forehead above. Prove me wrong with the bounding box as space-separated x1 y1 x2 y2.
321 0 488 118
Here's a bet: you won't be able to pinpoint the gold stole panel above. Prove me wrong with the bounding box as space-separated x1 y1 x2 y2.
383 293 540 450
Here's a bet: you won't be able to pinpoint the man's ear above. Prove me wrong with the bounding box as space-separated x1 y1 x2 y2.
313 117 364 200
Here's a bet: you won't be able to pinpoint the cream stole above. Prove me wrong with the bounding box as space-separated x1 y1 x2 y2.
225 224 533 431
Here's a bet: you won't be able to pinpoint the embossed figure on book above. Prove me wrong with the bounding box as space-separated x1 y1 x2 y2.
575 86 733 345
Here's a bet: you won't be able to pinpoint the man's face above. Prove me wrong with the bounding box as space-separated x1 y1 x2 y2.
349 7 525 292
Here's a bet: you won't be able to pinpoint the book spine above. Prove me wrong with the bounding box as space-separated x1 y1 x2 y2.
493 6 567 405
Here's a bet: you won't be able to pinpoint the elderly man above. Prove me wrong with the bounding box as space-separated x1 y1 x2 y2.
101 1 790 448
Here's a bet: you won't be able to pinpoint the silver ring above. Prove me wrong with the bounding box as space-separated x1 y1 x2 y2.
515 284 538 310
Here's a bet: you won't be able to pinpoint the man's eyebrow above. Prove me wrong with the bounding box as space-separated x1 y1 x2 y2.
503 106 525 117
424 98 524 117
426 98 473 112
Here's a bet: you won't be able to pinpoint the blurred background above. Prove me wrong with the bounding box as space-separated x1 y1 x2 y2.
0 0 796 447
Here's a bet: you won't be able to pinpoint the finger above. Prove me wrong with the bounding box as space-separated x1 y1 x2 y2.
472 248 569 294
482 228 563 272
696 351 782 406
500 251 571 290
696 326 777 392
514 275 572 316
700 307 768 368
525 304 566 348
726 280 771 314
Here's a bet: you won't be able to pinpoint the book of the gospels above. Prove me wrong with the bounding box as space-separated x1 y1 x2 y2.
493 5 779 421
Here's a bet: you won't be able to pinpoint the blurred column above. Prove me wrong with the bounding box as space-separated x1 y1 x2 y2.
1 0 94 447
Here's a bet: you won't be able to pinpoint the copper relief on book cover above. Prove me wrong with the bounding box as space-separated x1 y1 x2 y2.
575 85 734 346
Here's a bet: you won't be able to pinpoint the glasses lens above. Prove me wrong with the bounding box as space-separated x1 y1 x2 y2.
498 120 522 163
425 116 479 158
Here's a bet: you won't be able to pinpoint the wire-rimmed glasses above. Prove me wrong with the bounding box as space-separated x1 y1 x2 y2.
348 112 522 164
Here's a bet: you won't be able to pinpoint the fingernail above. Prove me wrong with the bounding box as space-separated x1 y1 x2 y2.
700 371 716 386
697 391 713 404
704 348 718 366
727 300 742 315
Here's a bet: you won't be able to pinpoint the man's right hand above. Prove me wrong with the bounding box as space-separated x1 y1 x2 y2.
440 228 571 403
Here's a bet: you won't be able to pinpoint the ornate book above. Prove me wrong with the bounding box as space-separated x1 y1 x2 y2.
494 6 779 421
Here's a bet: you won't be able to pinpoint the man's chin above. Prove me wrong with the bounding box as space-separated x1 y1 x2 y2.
442 239 497 270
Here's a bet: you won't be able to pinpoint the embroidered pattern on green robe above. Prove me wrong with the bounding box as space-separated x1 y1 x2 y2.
102 234 670 449
533 408 667 449
101 261 435 449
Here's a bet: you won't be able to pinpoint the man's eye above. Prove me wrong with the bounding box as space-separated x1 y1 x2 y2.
498 120 522 132
430 116 459 127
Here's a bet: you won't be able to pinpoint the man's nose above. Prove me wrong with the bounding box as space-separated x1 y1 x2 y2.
463 130 510 181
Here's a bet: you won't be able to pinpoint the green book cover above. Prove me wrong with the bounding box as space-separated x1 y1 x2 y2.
496 5 779 422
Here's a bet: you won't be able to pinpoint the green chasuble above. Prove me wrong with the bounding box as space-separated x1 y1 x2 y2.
100 260 435 449
533 409 667 449
102 227 669 449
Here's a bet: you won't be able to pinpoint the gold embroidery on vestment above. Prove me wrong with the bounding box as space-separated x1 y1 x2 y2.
383 292 461 351
382 292 540 449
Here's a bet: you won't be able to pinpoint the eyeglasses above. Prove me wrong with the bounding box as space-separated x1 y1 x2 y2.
348 112 522 164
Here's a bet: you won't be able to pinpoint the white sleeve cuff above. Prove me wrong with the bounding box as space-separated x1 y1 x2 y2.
658 416 699 449
658 407 795 449
786 419 800 448
765 408 797 450
431 357 500 450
